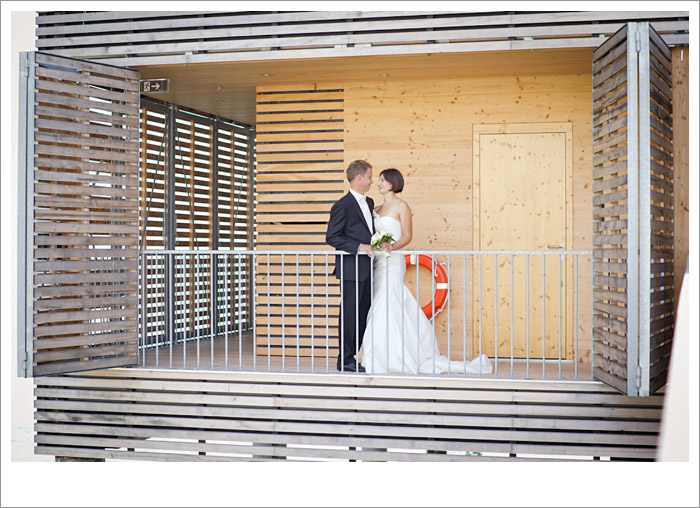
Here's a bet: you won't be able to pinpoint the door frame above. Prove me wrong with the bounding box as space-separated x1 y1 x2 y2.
471 122 574 360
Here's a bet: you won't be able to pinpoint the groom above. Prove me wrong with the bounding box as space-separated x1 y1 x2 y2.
326 160 375 372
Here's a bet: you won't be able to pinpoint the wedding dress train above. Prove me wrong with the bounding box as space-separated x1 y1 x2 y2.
360 215 492 375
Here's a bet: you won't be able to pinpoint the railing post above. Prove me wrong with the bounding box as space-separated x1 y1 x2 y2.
140 252 147 367
165 105 176 357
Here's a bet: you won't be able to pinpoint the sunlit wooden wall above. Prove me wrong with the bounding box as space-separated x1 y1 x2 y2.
342 72 594 362
254 85 345 357
255 66 594 362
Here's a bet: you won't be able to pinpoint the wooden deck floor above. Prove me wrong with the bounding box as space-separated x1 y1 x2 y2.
141 332 593 380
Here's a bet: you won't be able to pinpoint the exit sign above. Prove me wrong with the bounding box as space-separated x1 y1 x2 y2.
140 79 169 93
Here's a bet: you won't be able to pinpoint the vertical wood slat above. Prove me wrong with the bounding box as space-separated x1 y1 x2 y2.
638 23 674 396
255 86 345 357
591 25 634 394
29 52 140 376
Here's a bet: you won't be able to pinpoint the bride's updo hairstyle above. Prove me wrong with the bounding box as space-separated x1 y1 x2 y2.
380 168 404 193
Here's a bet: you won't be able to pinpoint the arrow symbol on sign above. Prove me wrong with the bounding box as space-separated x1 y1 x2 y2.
152 82 160 91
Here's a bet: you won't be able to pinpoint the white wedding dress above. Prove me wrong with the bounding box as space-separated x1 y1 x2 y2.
360 215 492 375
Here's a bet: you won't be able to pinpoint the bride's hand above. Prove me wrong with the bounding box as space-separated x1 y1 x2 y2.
380 242 393 252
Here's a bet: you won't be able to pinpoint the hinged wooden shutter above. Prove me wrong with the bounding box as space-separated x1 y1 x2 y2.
592 23 674 396
637 23 674 396
18 52 140 377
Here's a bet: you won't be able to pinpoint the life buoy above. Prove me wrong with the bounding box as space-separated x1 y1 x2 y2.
404 254 448 319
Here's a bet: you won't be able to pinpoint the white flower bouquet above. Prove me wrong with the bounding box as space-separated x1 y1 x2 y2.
370 231 394 257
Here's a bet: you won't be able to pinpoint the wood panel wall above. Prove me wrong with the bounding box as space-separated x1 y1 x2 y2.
28 53 140 376
254 85 345 356
34 368 664 461
343 69 593 363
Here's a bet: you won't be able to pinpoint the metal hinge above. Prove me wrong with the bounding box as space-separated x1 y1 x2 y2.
636 366 642 388
20 55 29 79
21 351 29 375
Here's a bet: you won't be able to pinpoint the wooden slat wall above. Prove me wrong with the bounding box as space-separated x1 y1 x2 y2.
34 11 689 66
34 368 663 461
591 27 631 394
643 26 674 395
138 99 255 352
31 53 140 375
139 104 167 249
255 85 345 356
672 47 689 312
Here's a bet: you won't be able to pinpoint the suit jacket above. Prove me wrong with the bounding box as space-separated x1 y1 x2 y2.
326 192 375 281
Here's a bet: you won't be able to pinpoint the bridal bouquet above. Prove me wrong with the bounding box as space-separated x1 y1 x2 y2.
371 231 394 258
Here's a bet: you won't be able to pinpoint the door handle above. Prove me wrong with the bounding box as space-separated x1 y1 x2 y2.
547 244 564 249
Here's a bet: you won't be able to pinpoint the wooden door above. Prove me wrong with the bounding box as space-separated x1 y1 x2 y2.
473 123 572 360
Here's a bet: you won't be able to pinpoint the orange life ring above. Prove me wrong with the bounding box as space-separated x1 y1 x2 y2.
404 254 448 319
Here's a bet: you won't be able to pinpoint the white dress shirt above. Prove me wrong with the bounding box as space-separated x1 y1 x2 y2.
349 188 374 238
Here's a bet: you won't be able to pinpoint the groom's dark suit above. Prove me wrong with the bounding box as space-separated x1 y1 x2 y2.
326 192 375 370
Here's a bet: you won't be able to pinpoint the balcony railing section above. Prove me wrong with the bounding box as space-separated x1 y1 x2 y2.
139 249 593 379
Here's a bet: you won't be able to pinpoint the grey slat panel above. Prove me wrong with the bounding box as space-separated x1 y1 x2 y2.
34 369 663 461
36 11 448 35
28 53 139 376
32 11 689 66
35 11 233 24
638 23 674 396
35 11 688 43
592 24 635 394
35 21 690 60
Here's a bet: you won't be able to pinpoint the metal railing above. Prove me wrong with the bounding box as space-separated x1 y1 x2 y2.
138 249 593 379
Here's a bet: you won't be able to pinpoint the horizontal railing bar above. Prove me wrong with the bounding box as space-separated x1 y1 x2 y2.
140 249 593 255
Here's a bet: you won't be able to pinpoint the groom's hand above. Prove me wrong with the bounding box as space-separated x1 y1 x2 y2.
358 244 374 257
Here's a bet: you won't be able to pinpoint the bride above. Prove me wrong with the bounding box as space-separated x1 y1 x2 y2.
360 168 492 375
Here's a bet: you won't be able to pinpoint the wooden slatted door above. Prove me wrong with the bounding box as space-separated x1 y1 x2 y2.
254 85 345 357
18 52 140 376
592 23 674 396
473 123 573 360
638 24 674 396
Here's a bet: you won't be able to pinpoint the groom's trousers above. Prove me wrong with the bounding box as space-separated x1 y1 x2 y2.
338 276 372 369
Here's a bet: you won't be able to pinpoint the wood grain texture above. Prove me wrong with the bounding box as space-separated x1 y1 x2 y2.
254 86 346 356
344 71 592 363
672 46 689 312
33 368 663 461
29 53 140 376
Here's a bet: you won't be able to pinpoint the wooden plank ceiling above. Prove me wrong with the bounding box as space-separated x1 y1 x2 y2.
137 49 594 126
